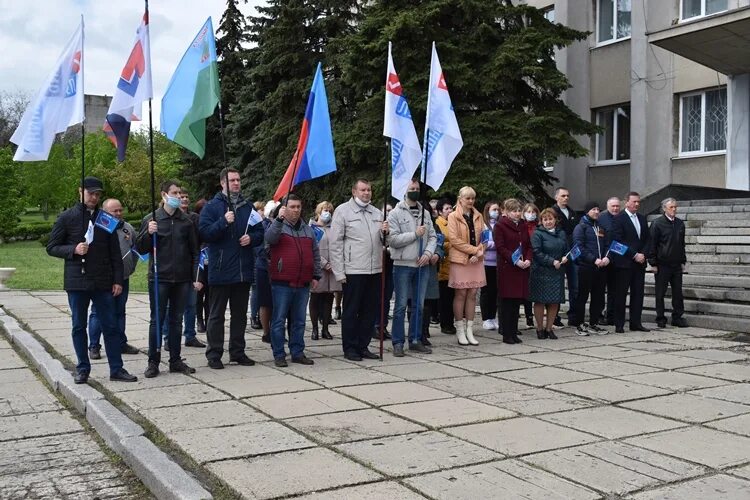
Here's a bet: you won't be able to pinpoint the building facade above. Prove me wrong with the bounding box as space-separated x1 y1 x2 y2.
522 0 750 209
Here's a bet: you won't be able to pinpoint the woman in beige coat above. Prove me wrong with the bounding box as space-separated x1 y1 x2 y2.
447 186 486 346
309 201 341 340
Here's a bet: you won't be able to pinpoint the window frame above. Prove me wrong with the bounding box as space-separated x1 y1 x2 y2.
594 104 631 165
678 88 727 157
680 0 729 22
596 0 632 46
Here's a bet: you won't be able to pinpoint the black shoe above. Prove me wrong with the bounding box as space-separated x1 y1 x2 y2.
208 358 224 369
250 317 262 330
526 316 534 327
657 321 667 328
553 317 564 327
110 369 138 382
502 337 516 345
170 360 196 374
274 357 288 367
185 337 206 348
537 330 548 339
421 337 432 347
430 317 440 325
73 371 89 384
360 350 380 360
630 325 651 332
89 346 101 360
121 343 140 355
513 335 523 344
672 318 688 328
261 334 271 344
409 341 432 354
372 328 391 340
321 329 333 340
327 318 337 325
311 325 319 341
334 306 342 320
441 326 457 335
546 330 558 340
230 355 256 366
292 355 314 365
615 327 625 334
197 319 206 333
344 352 362 362
144 362 159 378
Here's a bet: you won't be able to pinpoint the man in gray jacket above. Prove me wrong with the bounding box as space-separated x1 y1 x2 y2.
329 179 388 361
387 180 437 357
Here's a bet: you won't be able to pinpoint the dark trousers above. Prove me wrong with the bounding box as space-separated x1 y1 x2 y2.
573 265 606 326
342 274 379 356
480 266 498 320
438 280 454 329
206 282 251 361
68 290 122 376
565 260 579 322
655 264 684 323
615 266 646 329
523 300 533 319
197 285 210 324
605 266 617 324
148 281 189 364
500 297 522 340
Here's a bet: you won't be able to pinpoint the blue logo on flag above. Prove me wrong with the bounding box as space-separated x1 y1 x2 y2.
391 138 406 177
312 225 324 243
480 229 491 244
94 211 119 233
198 248 208 270
609 241 629 256
426 129 444 159
395 96 412 119
569 245 582 261
512 244 523 265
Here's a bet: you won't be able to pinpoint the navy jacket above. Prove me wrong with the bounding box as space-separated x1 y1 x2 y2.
598 211 617 243
572 216 606 268
610 210 651 269
199 192 264 285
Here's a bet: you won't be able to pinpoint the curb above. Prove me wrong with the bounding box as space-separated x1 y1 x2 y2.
0 309 212 500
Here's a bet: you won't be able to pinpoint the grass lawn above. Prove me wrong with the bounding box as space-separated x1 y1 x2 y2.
0 240 149 292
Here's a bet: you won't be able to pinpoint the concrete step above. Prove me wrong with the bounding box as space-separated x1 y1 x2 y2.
696 235 750 245
698 227 750 236
686 264 750 276
644 284 750 302
684 211 750 221
645 273 750 289
681 198 750 207
640 310 750 333
686 253 750 264
685 244 750 255
702 219 750 228
642 296 750 318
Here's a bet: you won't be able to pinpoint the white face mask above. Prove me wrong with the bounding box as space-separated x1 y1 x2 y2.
354 197 368 207
320 210 331 223
524 213 537 222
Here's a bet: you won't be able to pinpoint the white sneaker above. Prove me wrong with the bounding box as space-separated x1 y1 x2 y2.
483 320 495 331
588 324 608 335
492 318 499 330
576 323 591 336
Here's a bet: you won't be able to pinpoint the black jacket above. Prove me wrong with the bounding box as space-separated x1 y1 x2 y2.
611 210 651 269
648 215 686 266
46 203 124 291
135 207 199 283
573 216 606 268
553 204 577 247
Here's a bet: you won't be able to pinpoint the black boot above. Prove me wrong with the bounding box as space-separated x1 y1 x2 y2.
547 329 558 340
321 325 333 340
536 329 548 339
334 305 342 320
311 322 319 341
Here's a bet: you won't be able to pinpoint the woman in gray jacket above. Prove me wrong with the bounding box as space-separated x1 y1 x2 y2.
529 208 568 340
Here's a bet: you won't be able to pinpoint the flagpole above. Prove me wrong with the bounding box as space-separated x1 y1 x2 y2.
379 139 389 361
145 0 161 353
79 15 87 275
217 100 235 218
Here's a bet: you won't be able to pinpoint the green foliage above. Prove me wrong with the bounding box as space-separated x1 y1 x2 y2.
0 147 23 236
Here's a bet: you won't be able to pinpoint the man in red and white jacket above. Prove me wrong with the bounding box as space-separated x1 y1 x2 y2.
265 193 322 367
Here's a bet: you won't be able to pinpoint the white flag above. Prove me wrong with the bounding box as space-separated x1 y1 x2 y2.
424 42 463 191
384 42 422 201
11 20 84 161
84 221 94 245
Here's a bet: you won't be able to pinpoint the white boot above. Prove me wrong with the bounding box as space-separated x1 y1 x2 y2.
465 319 479 345
455 320 469 346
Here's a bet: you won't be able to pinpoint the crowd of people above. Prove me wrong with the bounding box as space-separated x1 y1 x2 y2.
46 172 687 384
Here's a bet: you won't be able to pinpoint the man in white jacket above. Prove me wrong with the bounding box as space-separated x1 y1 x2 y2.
387 180 437 357
329 179 389 361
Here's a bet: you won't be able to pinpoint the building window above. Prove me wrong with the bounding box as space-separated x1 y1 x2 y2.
680 88 727 154
597 0 631 44
682 0 728 20
543 5 555 23
595 105 631 163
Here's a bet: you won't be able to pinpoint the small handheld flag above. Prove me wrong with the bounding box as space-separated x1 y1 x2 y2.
607 240 629 257
94 211 119 234
566 244 582 261
312 225 324 243
480 229 491 245
84 221 94 245
198 248 208 270
130 249 150 262
247 209 263 227
511 244 523 265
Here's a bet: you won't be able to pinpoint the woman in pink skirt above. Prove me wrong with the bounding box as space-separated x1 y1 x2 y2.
447 186 486 346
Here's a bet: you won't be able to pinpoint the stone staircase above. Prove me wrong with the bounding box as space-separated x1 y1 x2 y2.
643 197 750 333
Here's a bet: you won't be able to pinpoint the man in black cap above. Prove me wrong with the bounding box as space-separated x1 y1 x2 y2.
47 176 137 384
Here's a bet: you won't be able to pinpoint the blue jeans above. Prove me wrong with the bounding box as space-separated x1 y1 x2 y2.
89 279 129 348
149 281 189 364
392 265 429 346
68 290 123 376
161 286 196 340
565 260 579 322
270 284 309 360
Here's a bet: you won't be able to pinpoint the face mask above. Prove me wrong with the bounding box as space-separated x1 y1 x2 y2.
320 211 331 223
524 213 537 222
406 191 420 202
165 195 181 209
489 210 499 220
354 197 368 207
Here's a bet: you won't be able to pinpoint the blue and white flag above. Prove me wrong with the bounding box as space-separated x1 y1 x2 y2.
423 42 463 191
608 240 629 256
568 244 582 261
11 19 84 161
84 221 94 245
384 42 422 200
198 248 208 270
130 249 150 262
511 243 523 265
480 229 491 244
247 208 263 228
94 210 119 234
312 225 324 243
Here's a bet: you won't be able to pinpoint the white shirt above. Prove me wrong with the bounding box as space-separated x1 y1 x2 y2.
625 209 640 237
559 206 570 219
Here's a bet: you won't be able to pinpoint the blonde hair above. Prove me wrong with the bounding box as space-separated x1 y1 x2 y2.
539 207 557 222
315 201 333 217
458 186 476 200
523 203 539 215
503 198 522 212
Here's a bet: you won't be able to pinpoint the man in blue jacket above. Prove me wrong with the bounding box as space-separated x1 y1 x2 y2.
199 168 264 369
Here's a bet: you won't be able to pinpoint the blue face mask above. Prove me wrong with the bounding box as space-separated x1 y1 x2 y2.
165 195 181 209
489 210 499 220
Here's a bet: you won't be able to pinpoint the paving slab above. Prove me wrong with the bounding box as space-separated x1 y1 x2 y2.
210 374 322 398
618 371 729 391
664 337 739 349
679 363 750 382
548 378 671 403
622 352 718 370
473 387 595 415
116 383 230 410
91 366 198 393
291 367 403 388
440 356 536 374
631 474 750 500
677 349 749 363
383 396 515 428
524 441 705 496
561 359 660 377
372 361 471 380
294 481 427 499
508 350 599 366
561 345 651 359
169 421 314 463
493 366 601 387
0 348 25 369
0 411 81 441
445 417 600 456
705 413 750 436
245 389 368 419
616 341 684 352
405 459 599 500
207 447 381 499
0 380 63 416
141 400 267 433
420 375 530 397
337 381 453 406
188 363 280 383
472 342 553 356
730 464 750 480
539 405 686 439
620 393 750 423
625 427 750 469
335 431 500 477
524 337 602 350
285 408 426 444
0 367 36 383
691 383 750 404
